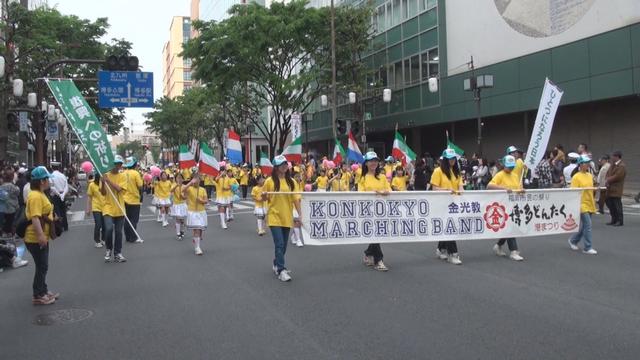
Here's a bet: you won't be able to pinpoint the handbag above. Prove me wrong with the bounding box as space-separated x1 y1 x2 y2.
15 209 31 238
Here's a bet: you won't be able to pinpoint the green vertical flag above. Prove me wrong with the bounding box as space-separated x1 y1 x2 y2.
46 79 114 174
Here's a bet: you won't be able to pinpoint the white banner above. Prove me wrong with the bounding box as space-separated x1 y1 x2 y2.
291 113 302 140
301 189 581 245
45 121 59 141
524 78 564 176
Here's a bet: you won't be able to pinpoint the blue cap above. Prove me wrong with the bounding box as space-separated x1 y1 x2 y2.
31 166 52 180
577 155 592 164
364 151 379 162
442 148 457 159
273 155 287 166
503 155 516 169
114 155 124 164
124 156 137 168
506 145 521 154
385 156 394 162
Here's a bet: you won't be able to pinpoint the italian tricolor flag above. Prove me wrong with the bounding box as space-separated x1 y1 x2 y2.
333 139 346 164
198 142 220 176
282 135 302 164
179 144 196 169
259 151 273 176
392 131 417 165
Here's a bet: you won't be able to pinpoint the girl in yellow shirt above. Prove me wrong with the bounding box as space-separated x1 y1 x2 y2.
359 152 391 272
328 170 348 192
314 169 329 191
251 176 266 235
240 166 250 199
154 172 172 227
215 169 232 229
430 149 464 265
261 155 301 282
569 156 598 254
171 173 188 240
182 172 208 255
86 173 105 248
391 166 409 191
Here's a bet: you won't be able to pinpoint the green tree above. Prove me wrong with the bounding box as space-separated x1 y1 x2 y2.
116 139 145 160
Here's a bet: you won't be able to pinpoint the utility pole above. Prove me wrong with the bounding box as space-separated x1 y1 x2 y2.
330 0 337 141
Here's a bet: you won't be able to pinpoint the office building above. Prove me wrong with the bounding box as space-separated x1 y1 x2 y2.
162 16 193 99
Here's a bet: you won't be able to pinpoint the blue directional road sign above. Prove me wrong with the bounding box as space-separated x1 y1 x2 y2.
98 70 154 108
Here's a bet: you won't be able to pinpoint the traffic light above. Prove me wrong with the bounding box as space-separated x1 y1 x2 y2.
104 55 139 71
337 119 347 135
351 121 360 136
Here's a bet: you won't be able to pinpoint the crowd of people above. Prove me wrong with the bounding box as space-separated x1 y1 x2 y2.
0 139 630 300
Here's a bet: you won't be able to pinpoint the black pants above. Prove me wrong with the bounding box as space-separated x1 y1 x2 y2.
606 196 623 225
241 185 248 199
92 211 105 243
51 196 68 231
2 212 15 234
364 243 383 263
124 204 140 242
497 238 518 251
205 185 214 199
104 216 124 254
25 243 49 297
437 241 458 254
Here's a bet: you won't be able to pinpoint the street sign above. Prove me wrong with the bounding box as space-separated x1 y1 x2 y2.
98 70 154 108
18 112 29 132
291 113 302 139
45 122 59 141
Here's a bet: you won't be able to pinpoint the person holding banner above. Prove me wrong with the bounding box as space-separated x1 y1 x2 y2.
182 170 209 255
430 149 464 265
488 155 524 261
359 152 391 272
101 155 128 263
568 156 598 255
261 155 302 282
171 172 188 241
123 157 143 243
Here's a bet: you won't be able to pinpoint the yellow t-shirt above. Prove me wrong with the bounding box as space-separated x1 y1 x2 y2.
102 171 127 217
172 183 185 204
354 168 363 184
122 169 143 205
391 176 408 191
24 190 54 244
185 186 207 212
216 177 233 198
263 177 300 228
430 167 462 191
571 171 596 213
330 177 347 192
203 174 215 186
358 173 392 192
154 180 172 200
489 170 522 190
384 164 395 175
87 182 104 212
252 185 265 208
315 176 329 190
240 170 249 186
512 158 525 181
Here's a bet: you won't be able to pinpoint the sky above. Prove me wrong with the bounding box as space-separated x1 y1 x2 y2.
52 0 191 134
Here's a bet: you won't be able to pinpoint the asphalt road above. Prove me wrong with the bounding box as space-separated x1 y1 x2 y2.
2 195 640 359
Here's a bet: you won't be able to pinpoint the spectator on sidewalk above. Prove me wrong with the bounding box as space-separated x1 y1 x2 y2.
0 170 21 237
596 155 610 214
49 162 69 232
605 151 626 226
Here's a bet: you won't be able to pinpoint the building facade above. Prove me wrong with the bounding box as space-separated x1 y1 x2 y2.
305 0 640 191
162 16 193 99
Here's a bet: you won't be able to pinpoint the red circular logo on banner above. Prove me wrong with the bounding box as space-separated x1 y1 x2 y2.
484 202 509 232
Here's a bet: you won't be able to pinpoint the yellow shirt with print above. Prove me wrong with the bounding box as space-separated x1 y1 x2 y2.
24 190 54 244
185 186 207 212
512 158 525 181
315 176 329 190
155 180 172 200
391 176 408 191
122 169 143 205
252 185 265 208
172 182 185 204
87 182 104 212
263 177 300 228
489 170 522 191
430 167 462 191
571 171 596 213
240 170 249 186
102 171 127 217
358 173 392 192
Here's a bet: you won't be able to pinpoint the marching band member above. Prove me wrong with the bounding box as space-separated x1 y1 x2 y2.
252 176 267 236
215 168 232 229
182 170 208 255
154 172 172 227
171 172 188 241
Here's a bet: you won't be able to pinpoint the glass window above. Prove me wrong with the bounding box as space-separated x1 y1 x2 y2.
428 48 439 77
183 71 192 81
407 0 418 17
392 0 401 26
386 2 392 29
379 66 388 87
421 51 430 81
394 61 403 89
388 64 395 89
410 55 420 84
376 5 386 32
402 0 408 19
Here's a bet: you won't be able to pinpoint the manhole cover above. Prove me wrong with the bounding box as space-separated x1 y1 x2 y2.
33 309 93 326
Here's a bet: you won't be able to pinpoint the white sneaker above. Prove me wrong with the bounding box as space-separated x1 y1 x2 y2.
94 242 103 248
134 238 144 243
373 261 389 272
12 258 28 268
278 269 292 282
195 247 203 255
583 248 598 255
363 255 374 267
162 221 168 227
493 244 507 257
568 238 579 251
447 253 462 265
272 264 278 275
436 248 448 260
222 223 228 230
291 237 297 245
115 253 127 263
104 250 112 262
509 251 524 261
296 240 304 247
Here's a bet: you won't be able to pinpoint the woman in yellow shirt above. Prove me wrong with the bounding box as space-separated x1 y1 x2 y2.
86 172 105 248
488 155 524 261
314 169 329 191
261 155 302 282
569 156 598 254
359 152 391 271
182 171 209 255
154 172 172 227
252 176 267 235
430 149 464 265
171 172 188 240
25 166 59 305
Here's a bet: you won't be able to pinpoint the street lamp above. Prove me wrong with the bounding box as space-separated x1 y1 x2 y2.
27 93 37 108
463 57 493 156
13 79 24 97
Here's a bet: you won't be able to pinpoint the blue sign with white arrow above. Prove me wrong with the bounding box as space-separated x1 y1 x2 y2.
98 70 154 108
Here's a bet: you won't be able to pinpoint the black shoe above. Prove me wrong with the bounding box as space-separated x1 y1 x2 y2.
613 223 624 227
606 222 616 225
